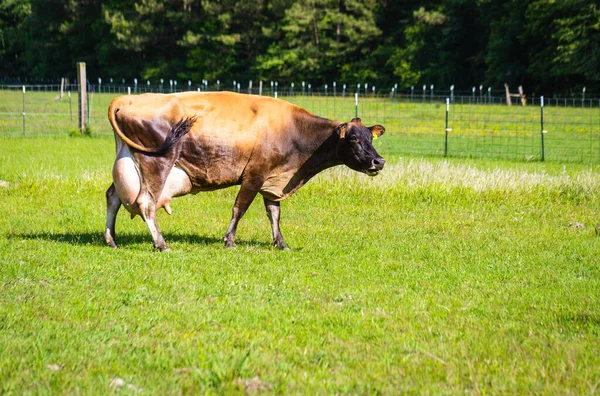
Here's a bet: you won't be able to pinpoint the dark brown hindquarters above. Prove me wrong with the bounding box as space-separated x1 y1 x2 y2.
106 116 197 251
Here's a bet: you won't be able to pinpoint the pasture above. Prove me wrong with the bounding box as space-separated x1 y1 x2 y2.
1 136 599 393
1 88 599 162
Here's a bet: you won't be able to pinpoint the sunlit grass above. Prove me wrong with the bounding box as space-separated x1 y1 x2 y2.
0 137 599 393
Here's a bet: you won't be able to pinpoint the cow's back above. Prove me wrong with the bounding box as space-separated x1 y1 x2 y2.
176 91 296 140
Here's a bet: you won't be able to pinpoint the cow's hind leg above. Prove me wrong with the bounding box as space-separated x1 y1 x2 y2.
263 198 290 251
132 150 182 252
137 191 170 252
105 183 121 248
224 180 262 248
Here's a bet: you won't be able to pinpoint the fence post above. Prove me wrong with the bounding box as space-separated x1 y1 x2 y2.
444 98 450 157
333 83 336 118
355 92 359 118
22 86 26 136
87 87 91 125
68 91 72 122
540 96 546 161
59 78 65 99
76 62 87 133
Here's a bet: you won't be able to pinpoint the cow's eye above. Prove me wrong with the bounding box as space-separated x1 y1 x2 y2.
348 135 358 143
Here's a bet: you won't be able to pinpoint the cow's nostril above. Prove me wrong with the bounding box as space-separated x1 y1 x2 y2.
371 158 385 169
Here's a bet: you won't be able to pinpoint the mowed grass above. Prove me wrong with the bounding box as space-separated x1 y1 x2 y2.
0 136 599 393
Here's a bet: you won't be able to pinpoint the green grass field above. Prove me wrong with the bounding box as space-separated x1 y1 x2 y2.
1 136 599 393
1 89 599 162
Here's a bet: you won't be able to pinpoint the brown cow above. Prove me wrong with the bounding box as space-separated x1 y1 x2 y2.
104 91 385 251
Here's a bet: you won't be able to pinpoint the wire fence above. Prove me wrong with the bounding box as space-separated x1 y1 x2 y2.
1 83 599 163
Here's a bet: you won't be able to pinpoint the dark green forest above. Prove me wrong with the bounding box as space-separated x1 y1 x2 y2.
1 0 599 95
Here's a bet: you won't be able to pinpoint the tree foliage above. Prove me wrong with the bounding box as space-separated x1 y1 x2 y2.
0 0 598 95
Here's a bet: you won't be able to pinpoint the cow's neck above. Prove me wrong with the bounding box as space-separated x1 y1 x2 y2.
301 133 342 173
281 118 342 197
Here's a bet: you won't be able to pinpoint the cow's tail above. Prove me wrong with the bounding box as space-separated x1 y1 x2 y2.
108 99 195 155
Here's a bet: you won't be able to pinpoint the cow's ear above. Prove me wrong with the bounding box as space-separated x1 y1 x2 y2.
351 117 362 124
335 123 347 139
369 125 385 139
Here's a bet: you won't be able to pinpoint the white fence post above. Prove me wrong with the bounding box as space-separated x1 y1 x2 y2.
76 62 87 132
22 86 26 136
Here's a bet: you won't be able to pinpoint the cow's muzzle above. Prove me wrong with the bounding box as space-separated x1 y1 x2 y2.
366 157 385 176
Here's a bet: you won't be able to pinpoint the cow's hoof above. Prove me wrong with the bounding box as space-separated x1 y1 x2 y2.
158 245 172 252
275 243 291 251
273 239 290 251
105 233 118 249
224 241 236 249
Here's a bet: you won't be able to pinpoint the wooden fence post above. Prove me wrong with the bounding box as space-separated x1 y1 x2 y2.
504 83 512 106
504 83 526 106
77 62 87 132
59 78 65 100
518 85 526 106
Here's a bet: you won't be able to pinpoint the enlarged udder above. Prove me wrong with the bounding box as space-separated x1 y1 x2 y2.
113 142 193 218
113 144 141 216
157 166 193 214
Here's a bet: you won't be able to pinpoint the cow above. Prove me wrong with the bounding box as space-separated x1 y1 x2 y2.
104 91 385 251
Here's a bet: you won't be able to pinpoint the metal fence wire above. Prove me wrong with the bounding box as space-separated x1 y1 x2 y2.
1 84 599 163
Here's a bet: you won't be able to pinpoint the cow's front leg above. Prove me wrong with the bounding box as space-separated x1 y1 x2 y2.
104 183 121 248
224 183 261 248
263 198 290 251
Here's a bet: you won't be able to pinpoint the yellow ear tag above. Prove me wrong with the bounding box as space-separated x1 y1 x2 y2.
372 131 378 140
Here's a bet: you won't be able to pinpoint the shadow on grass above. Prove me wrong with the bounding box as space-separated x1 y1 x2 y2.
559 312 600 328
8 232 275 250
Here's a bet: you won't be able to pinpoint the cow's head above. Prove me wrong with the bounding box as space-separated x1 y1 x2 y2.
335 118 386 176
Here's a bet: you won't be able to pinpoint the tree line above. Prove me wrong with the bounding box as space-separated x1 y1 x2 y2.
1 0 598 96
